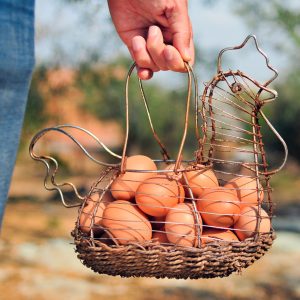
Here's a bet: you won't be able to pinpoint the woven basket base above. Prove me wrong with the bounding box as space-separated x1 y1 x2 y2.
72 231 275 279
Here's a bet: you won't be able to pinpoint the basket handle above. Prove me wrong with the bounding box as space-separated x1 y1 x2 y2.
29 125 121 207
120 62 197 173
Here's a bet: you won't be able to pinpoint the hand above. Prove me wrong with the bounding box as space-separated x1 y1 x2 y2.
108 0 194 80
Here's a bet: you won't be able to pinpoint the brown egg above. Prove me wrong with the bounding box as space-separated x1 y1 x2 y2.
201 228 239 245
185 165 219 198
152 229 169 244
234 206 271 241
110 155 157 200
224 176 264 208
102 200 152 245
79 191 114 234
135 175 184 217
197 187 240 228
165 203 202 247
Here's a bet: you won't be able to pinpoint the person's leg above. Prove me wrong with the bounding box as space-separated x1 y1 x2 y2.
0 0 35 228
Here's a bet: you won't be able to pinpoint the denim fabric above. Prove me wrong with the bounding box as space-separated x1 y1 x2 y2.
0 0 35 227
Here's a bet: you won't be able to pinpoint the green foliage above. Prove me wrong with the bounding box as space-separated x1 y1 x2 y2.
273 3 300 47
77 61 124 122
21 58 198 160
77 59 197 158
235 1 300 162
262 69 300 159
234 1 300 56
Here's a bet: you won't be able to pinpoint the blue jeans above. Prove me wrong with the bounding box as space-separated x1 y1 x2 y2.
0 0 35 228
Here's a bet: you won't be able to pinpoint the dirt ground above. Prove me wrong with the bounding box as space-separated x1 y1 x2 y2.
1 155 300 300
1 199 300 300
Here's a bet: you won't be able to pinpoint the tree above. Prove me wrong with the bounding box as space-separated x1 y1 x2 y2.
234 1 300 162
77 58 198 159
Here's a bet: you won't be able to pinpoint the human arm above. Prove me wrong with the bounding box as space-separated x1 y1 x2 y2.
107 0 194 80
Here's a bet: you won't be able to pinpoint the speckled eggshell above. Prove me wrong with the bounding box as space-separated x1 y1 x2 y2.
102 200 152 245
234 206 271 241
110 155 157 201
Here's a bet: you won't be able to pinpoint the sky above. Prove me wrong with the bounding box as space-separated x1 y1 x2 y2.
35 0 290 86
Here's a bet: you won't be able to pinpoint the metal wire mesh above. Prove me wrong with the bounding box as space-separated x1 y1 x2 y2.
29 35 288 278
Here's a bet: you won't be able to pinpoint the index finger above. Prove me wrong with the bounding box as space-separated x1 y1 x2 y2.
165 0 193 62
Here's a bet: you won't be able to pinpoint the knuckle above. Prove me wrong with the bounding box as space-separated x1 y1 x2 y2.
169 62 185 72
136 57 151 68
146 42 157 53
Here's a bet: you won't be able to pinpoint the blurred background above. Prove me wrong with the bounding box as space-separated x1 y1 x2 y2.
1 0 300 299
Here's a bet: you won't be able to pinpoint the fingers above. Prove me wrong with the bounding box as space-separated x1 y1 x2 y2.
146 26 168 71
163 45 185 72
108 0 194 80
188 21 195 66
137 67 153 80
165 0 194 63
146 25 186 72
130 35 157 80
131 26 187 79
131 36 159 72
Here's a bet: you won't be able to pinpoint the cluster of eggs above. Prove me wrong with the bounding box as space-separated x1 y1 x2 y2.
79 155 271 247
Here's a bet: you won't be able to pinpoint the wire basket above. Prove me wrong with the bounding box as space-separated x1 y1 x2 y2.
29 35 288 279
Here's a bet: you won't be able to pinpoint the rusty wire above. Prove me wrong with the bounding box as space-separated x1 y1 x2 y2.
29 35 288 278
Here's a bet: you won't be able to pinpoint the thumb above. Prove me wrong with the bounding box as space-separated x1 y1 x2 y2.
166 1 193 62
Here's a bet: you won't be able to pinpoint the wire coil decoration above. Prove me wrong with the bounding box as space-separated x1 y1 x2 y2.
30 35 288 279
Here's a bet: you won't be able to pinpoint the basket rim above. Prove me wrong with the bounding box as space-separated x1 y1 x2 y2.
72 228 276 253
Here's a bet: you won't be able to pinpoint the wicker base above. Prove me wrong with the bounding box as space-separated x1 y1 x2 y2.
72 231 275 279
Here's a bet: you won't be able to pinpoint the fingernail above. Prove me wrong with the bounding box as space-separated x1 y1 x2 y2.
165 48 173 61
184 48 191 61
149 26 158 38
132 37 141 52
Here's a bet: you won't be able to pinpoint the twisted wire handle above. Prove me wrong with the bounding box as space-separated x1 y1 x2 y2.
29 63 199 206
121 62 199 173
